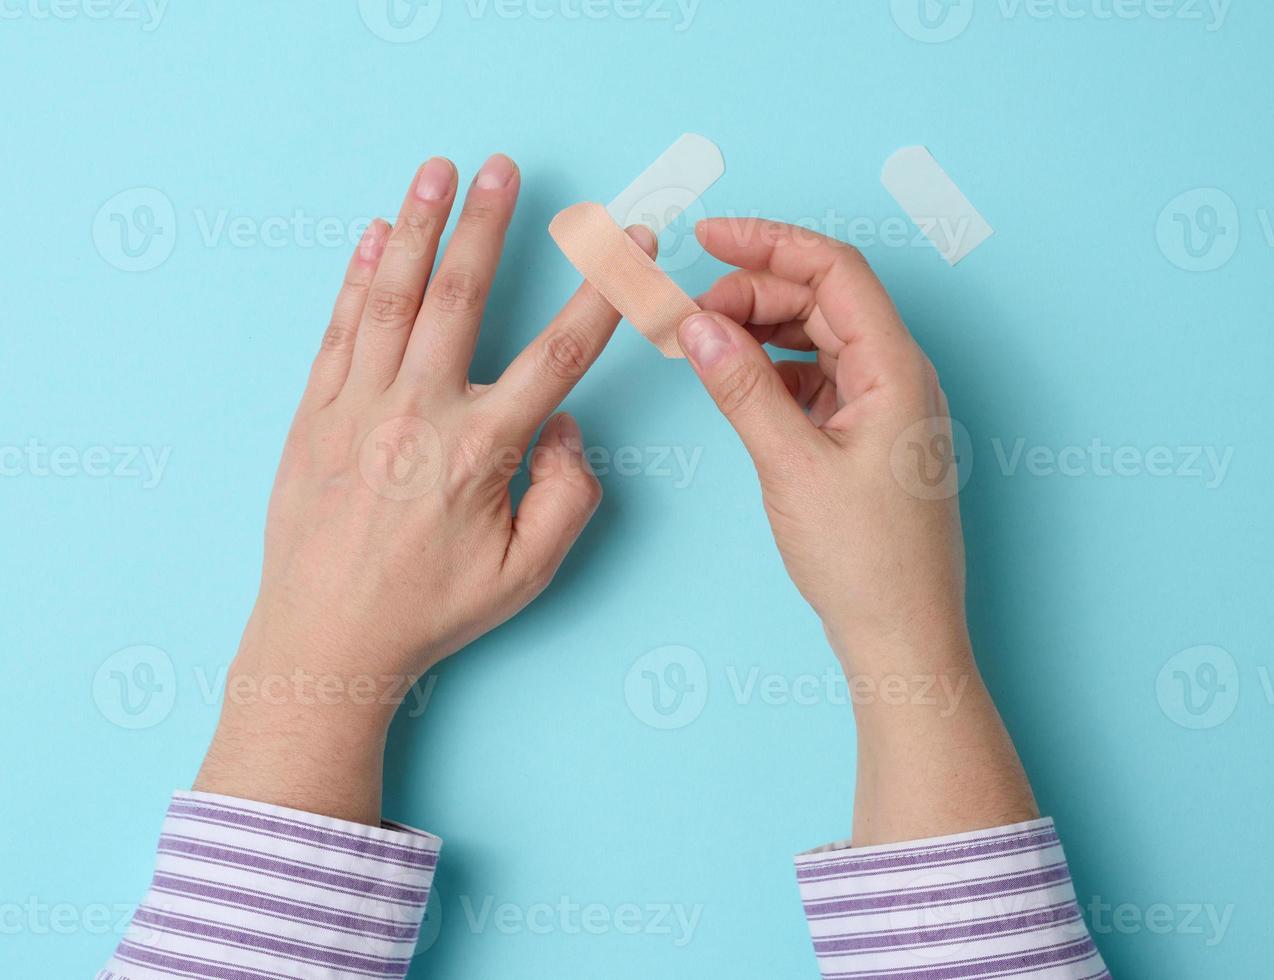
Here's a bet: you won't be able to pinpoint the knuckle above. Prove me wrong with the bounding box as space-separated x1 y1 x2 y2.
448 419 513 485
461 199 500 224
519 560 556 599
320 319 355 354
433 271 483 315
829 242 866 275
341 270 372 294
389 213 439 259
365 286 417 329
453 429 494 476
579 474 604 510
538 328 591 381
898 349 939 394
834 237 864 259
714 360 766 416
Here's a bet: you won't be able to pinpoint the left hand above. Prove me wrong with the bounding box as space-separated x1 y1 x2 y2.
196 154 654 821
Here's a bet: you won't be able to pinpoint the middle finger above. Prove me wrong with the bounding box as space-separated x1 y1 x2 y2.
397 153 521 390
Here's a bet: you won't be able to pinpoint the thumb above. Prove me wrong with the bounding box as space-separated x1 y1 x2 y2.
503 413 602 597
678 311 820 469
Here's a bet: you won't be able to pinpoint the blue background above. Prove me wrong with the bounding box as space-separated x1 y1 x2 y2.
1 1 1269 976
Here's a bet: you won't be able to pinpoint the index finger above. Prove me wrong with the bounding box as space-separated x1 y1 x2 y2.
695 218 910 348
486 225 658 447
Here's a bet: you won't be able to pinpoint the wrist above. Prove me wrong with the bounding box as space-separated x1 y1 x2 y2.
192 649 397 826
221 643 408 731
823 608 975 677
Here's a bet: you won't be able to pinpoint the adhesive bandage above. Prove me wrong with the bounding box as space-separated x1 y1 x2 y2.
549 134 725 358
549 202 699 359
881 146 993 266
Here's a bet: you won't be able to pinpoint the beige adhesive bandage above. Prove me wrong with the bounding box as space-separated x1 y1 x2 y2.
549 201 698 359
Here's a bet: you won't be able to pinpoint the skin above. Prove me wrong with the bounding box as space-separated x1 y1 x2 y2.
196 157 1038 847
685 218 1037 844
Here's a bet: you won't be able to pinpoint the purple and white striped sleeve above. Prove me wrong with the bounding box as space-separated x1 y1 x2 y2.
97 790 440 980
795 818 1109 980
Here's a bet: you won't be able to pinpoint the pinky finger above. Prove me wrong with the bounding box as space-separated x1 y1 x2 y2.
299 219 390 412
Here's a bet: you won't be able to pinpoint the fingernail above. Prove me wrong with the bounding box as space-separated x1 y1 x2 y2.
414 157 454 202
679 314 731 368
626 224 656 254
358 220 388 262
553 413 583 455
475 153 516 190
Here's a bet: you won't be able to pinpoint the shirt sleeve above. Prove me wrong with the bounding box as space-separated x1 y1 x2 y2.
794 818 1108 979
97 790 440 980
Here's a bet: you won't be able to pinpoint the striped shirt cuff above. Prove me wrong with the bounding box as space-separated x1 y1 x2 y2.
98 790 440 980
795 818 1108 980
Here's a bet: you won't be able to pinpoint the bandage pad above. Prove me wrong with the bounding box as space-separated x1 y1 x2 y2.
549 201 697 359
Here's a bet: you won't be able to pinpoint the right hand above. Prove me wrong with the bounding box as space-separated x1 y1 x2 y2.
679 219 971 673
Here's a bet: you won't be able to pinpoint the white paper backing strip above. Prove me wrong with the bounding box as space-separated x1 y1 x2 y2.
607 133 725 234
881 146 994 266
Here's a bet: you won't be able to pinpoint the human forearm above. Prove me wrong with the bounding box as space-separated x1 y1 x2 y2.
683 217 1039 844
832 624 1038 846
192 643 396 826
